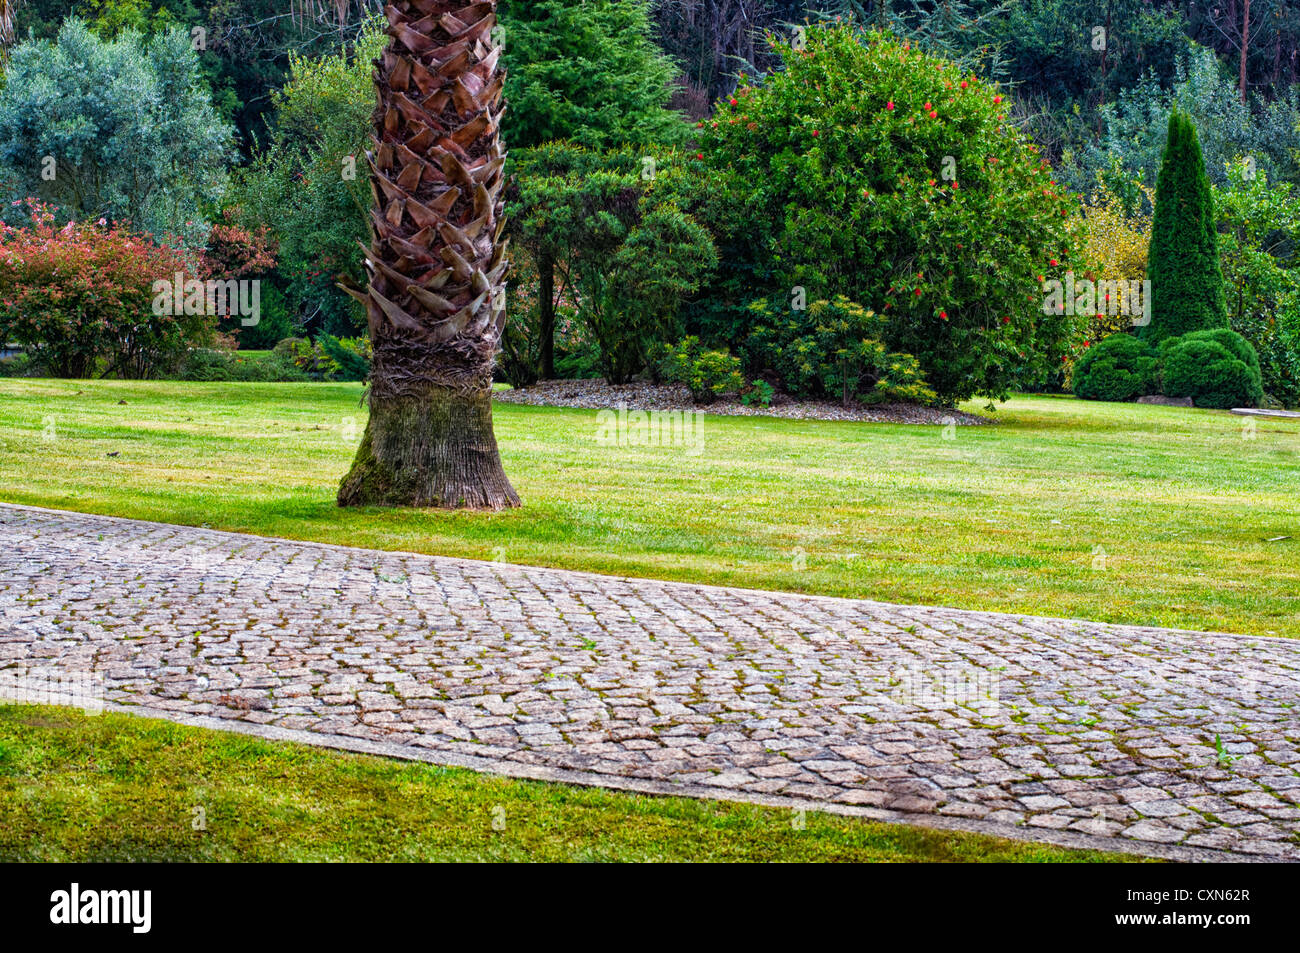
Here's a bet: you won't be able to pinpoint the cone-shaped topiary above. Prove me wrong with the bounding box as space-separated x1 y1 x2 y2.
1142 111 1228 346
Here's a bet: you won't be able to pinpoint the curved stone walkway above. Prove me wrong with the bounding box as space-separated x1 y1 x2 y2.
2 503 1298 861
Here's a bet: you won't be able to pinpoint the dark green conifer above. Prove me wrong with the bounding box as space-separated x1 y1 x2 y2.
1143 110 1228 344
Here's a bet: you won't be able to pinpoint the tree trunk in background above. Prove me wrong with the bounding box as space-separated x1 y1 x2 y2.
538 250 555 379
1240 0 1252 104
338 0 519 509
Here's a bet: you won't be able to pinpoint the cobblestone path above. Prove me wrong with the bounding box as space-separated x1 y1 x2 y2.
2 503 1298 860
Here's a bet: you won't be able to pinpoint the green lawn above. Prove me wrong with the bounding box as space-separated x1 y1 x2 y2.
1 378 1297 636
0 705 1132 862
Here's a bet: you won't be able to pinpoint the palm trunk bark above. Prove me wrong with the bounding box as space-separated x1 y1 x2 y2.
338 388 517 508
337 0 519 509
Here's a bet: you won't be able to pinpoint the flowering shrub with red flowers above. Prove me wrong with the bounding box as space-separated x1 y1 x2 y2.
691 24 1087 404
199 212 278 283
0 200 211 378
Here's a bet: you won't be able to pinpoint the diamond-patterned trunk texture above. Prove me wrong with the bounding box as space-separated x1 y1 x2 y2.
337 0 519 510
344 0 509 399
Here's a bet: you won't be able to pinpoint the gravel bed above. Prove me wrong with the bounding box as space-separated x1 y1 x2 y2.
493 379 991 425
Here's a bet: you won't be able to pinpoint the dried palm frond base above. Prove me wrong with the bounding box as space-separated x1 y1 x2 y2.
337 388 520 510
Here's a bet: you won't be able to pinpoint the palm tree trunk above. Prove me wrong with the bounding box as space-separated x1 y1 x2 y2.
339 387 517 508
337 0 519 509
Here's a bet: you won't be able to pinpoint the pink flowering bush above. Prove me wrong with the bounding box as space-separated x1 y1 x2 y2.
0 200 210 378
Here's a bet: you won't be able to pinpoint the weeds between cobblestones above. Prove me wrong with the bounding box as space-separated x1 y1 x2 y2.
3 505 1299 859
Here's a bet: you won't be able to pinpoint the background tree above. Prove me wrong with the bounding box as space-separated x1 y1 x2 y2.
1076 46 1300 196
501 0 686 151
505 144 716 385
0 18 233 243
231 17 385 336
1213 159 1300 405
335 0 518 510
691 23 1086 404
13 0 385 152
1143 110 1229 344
500 0 689 379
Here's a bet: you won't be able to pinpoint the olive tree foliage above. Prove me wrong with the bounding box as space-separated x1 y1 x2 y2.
0 18 234 244
229 16 386 335
1074 45 1300 199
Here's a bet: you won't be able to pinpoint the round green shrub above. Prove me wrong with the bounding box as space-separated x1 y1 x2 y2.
687 24 1085 405
1161 333 1264 408
1071 333 1158 402
1160 328 1262 380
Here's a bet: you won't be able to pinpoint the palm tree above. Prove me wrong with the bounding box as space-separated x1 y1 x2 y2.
336 0 519 508
1 0 19 56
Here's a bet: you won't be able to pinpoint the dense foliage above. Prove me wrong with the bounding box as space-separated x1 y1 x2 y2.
0 18 233 243
0 201 209 378
1160 329 1264 408
4 1 1300 407
1082 178 1153 343
499 0 686 151
691 24 1085 404
507 144 716 385
1143 111 1227 345
1069 334 1157 403
651 336 745 402
230 18 384 337
747 295 937 405
1214 162 1300 407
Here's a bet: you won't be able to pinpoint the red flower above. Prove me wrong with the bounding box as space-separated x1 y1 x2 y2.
938 311 948 320
960 81 969 89
695 152 704 160
993 95 1003 104
924 102 932 110
1001 316 1011 324
914 288 922 296
812 129 820 137
928 110 937 119
885 101 895 111
1049 259 1058 266
729 98 738 106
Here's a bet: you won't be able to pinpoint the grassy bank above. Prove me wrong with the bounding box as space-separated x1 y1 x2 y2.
0 705 1134 862
0 378 1296 635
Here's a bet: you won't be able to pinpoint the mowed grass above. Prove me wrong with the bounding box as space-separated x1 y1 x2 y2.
0 378 1297 636
0 705 1133 862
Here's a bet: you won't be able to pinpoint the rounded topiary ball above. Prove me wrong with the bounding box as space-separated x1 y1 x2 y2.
1071 333 1158 402
1161 332 1265 408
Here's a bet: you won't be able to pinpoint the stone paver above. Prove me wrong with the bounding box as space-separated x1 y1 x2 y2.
2 503 1299 860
